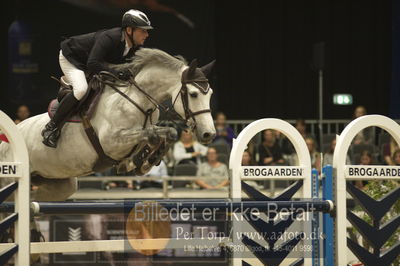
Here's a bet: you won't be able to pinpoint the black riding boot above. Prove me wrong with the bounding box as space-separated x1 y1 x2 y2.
42 92 79 148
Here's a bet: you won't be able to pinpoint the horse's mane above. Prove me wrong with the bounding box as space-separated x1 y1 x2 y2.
112 48 187 76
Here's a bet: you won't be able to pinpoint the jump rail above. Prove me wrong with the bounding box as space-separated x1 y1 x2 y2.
0 200 334 215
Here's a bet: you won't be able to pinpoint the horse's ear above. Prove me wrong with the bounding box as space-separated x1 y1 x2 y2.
200 60 216 77
188 59 198 76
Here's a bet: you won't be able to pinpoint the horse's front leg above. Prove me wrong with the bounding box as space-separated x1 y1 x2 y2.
139 125 178 143
113 126 177 174
108 125 177 152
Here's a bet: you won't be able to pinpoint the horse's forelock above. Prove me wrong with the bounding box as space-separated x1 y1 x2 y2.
180 67 210 95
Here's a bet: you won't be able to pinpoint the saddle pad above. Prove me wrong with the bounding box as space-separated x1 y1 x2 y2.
0 134 8 143
48 99 82 123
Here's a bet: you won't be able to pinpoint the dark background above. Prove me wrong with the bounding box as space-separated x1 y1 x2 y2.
1 0 396 120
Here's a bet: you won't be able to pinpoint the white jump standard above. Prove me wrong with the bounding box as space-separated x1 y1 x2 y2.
333 115 400 266
229 118 313 266
0 110 30 266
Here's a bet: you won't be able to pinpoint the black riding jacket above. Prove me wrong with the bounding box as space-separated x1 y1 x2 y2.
60 27 137 76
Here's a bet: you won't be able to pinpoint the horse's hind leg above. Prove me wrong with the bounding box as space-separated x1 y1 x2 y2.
32 176 77 201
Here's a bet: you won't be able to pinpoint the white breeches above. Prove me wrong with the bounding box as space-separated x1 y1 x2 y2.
59 50 88 100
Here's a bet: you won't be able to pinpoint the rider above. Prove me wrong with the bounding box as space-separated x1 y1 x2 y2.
42 9 153 148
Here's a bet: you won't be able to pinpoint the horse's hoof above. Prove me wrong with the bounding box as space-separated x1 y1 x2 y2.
167 128 178 142
148 134 160 145
116 163 128 174
140 162 152 175
42 139 57 148
31 227 45 263
134 168 144 176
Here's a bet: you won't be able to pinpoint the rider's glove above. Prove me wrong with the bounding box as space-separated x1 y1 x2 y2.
118 69 132 81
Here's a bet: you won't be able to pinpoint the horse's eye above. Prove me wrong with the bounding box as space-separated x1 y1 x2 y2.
189 92 198 98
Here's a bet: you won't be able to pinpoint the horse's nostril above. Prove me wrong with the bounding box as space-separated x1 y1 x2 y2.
202 132 215 140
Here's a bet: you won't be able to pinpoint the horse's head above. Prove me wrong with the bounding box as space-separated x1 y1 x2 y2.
172 59 216 144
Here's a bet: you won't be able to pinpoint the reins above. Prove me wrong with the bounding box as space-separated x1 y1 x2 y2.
95 70 211 131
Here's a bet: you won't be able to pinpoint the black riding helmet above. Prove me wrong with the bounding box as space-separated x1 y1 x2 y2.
122 9 153 30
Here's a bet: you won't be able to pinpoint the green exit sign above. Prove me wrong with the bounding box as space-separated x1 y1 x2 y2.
333 94 353 105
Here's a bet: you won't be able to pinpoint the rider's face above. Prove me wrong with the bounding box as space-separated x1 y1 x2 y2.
132 28 148 46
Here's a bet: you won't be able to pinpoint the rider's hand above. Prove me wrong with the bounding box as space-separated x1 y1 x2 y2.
118 69 132 81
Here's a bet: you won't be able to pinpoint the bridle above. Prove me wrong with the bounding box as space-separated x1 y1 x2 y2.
95 69 211 130
171 68 212 128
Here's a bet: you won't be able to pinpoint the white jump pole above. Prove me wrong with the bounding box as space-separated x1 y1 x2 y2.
0 110 30 265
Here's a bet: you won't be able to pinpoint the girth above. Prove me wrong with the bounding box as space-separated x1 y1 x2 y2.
81 115 119 172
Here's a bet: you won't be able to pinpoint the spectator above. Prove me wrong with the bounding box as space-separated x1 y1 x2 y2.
323 138 351 166
162 145 174 174
392 149 400 166
353 105 367 119
138 160 168 189
275 130 294 155
103 167 133 189
258 129 285 166
213 111 235 147
242 150 259 187
196 147 229 189
245 139 257 163
383 138 399 165
242 150 255 166
305 136 321 170
14 105 30 124
352 106 373 145
356 150 373 189
295 119 313 140
359 150 373 165
173 129 207 166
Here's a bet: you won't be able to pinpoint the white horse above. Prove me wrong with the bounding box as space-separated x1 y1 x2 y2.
0 48 216 201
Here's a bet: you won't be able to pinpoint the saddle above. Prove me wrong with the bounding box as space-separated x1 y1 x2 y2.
47 75 104 122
